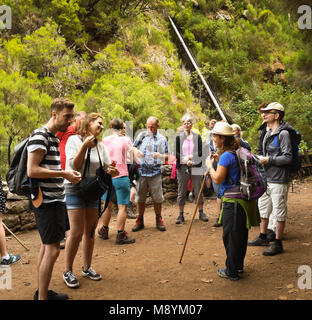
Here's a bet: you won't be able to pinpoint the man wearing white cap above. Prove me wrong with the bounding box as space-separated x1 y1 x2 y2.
248 102 293 255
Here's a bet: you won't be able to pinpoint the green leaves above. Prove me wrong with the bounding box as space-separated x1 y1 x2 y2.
0 70 52 166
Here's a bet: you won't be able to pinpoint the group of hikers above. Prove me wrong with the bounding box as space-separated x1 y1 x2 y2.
0 97 297 299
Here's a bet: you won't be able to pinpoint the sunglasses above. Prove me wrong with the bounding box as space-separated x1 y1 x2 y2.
260 111 277 115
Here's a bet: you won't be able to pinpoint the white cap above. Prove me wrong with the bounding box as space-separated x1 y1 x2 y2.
260 102 284 112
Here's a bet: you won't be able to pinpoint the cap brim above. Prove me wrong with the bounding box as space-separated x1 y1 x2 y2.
211 130 234 136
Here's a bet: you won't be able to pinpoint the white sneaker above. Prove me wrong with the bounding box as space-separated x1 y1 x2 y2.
82 266 102 281
63 270 79 288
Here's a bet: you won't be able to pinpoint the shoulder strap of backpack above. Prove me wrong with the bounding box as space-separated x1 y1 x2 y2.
136 132 147 148
226 150 240 186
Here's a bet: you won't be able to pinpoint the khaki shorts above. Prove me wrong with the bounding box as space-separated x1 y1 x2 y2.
258 183 289 222
135 174 164 203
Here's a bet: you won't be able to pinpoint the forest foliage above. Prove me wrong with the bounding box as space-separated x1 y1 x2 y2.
0 0 312 175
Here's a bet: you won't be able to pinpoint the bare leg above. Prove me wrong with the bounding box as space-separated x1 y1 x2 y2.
130 187 136 203
116 204 127 231
276 221 285 240
100 202 112 227
0 214 8 257
82 208 98 270
154 202 162 215
64 209 84 272
260 218 269 234
137 202 146 216
38 243 60 300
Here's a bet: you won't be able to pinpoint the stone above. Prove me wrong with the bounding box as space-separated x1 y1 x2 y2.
2 214 20 231
6 200 30 214
201 278 213 284
164 191 177 200
20 222 37 231
19 211 35 226
6 192 28 201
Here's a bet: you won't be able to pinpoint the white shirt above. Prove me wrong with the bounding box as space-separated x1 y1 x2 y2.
65 135 111 183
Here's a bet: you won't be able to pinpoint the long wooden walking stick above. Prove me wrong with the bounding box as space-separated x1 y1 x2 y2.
2 222 30 251
179 171 208 264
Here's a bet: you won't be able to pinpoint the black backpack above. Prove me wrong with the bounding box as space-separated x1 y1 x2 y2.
273 127 301 177
6 128 49 196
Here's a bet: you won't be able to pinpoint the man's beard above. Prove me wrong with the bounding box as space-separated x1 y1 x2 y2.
57 123 70 132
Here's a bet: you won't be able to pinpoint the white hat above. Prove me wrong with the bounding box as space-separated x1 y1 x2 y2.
231 124 241 131
260 102 284 112
211 122 234 136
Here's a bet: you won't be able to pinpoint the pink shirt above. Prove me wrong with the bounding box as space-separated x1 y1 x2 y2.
102 134 133 179
182 136 194 158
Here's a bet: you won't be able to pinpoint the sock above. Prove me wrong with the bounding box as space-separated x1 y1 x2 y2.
259 233 267 240
128 201 133 208
118 230 124 234
179 212 184 216
2 254 10 261
274 239 282 246
199 209 203 214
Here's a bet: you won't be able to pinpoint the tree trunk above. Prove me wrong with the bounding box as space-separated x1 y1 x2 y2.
8 136 12 166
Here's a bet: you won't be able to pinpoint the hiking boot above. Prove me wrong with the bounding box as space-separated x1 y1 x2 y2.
126 205 137 219
98 226 109 240
60 237 66 250
248 235 269 246
132 215 144 232
82 266 102 281
63 270 79 288
156 215 166 231
217 268 239 281
34 290 69 300
176 213 184 224
116 231 136 245
267 229 276 242
213 217 222 227
199 211 208 222
263 241 283 256
0 254 21 267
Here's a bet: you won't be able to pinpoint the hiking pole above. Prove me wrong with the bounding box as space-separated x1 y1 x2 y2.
179 171 208 264
2 222 30 251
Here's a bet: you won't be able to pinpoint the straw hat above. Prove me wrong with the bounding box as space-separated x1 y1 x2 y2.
211 122 234 136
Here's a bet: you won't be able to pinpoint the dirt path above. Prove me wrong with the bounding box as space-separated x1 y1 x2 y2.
1 178 312 301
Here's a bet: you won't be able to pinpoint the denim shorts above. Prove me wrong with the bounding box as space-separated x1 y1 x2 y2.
102 176 130 205
65 185 100 210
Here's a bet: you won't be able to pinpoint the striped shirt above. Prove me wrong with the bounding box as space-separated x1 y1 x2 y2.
134 131 169 177
27 126 65 204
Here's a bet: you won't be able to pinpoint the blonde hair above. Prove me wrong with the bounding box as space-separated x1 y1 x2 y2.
78 112 103 137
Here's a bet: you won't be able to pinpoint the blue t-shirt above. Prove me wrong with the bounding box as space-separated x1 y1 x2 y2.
218 151 240 197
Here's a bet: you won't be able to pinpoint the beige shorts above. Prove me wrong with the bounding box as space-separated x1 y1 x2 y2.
135 174 164 203
258 182 289 222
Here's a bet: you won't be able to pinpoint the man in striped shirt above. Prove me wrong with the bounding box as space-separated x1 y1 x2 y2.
27 98 81 300
132 116 169 232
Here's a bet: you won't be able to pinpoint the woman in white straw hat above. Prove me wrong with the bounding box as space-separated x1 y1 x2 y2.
206 121 259 281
